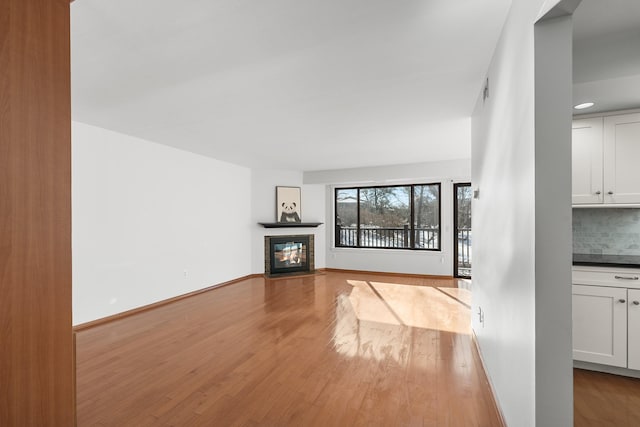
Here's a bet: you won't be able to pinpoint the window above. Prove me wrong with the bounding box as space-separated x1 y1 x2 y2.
335 183 441 250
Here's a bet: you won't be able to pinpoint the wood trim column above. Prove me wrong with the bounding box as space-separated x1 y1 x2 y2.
0 0 74 425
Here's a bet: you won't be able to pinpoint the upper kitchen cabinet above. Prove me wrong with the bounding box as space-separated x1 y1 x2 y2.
603 113 640 204
572 117 603 204
572 112 640 205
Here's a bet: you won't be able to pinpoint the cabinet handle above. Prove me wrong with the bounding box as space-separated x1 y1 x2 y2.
619 299 627 303
634 301 640 306
595 190 601 195
614 275 639 280
608 191 614 195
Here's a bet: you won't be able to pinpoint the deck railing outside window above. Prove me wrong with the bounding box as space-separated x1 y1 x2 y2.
457 227 472 276
337 225 439 249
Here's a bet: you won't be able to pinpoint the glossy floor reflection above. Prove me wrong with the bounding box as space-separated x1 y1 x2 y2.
76 271 503 426
343 280 472 333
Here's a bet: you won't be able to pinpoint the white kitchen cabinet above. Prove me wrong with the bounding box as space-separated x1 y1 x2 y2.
572 111 640 205
603 113 640 204
572 118 603 204
572 284 627 367
628 289 640 370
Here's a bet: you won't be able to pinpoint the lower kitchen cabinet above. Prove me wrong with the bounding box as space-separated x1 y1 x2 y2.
572 284 628 367
628 289 640 370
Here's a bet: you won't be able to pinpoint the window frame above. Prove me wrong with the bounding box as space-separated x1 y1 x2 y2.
334 182 442 251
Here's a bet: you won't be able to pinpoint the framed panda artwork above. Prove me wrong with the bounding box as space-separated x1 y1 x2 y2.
276 186 302 223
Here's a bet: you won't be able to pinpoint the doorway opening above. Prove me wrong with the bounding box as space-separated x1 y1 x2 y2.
453 183 472 278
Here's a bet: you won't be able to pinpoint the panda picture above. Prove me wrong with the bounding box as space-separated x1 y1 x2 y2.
276 186 302 223
280 202 301 223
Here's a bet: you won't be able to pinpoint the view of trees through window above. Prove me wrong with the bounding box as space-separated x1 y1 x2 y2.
335 184 440 250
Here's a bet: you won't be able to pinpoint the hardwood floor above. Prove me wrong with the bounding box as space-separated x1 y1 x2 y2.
75 271 503 426
574 368 640 426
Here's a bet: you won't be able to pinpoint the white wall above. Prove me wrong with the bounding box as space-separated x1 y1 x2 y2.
72 122 252 325
304 159 470 276
471 0 573 425
533 10 574 425
471 4 537 421
250 169 326 274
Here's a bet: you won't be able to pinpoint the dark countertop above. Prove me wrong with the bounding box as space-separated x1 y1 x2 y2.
573 253 640 269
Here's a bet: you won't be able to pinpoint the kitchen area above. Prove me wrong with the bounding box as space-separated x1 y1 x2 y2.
571 0 640 374
571 109 640 424
572 203 640 372
571 2 640 422
571 96 640 379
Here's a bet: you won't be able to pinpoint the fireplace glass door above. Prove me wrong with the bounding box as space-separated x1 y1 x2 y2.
270 236 309 275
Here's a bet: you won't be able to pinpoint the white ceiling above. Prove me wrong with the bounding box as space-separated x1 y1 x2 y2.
573 0 640 42
71 0 511 171
573 0 640 113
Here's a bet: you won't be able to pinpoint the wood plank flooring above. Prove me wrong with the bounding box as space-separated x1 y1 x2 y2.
75 271 503 426
574 368 640 426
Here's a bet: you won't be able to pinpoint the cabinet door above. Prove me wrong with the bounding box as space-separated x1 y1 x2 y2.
572 285 627 367
628 289 640 370
572 118 603 204
603 113 640 204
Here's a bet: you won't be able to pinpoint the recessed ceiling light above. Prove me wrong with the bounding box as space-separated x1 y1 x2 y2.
574 102 595 110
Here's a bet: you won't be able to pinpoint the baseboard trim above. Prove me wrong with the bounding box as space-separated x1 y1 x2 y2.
73 274 262 332
471 330 507 427
573 360 640 379
319 268 453 280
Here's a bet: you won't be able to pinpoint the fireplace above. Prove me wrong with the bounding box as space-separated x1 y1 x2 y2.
265 235 314 277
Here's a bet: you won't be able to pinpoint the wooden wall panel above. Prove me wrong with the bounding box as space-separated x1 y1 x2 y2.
0 0 74 425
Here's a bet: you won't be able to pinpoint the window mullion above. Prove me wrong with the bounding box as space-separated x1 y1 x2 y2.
334 188 339 247
356 188 361 247
409 185 415 249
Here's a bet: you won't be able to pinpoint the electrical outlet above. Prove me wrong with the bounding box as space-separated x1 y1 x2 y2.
478 307 485 326
183 269 188 278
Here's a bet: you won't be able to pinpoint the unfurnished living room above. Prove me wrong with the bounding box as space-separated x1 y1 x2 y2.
3 0 640 426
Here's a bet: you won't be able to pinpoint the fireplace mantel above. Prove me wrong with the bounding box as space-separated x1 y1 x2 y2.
258 222 323 228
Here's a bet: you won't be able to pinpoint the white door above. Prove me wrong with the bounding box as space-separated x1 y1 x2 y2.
628 289 640 370
572 285 627 367
603 113 640 204
572 118 603 204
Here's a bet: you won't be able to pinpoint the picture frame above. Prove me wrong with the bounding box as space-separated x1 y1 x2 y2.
276 186 302 223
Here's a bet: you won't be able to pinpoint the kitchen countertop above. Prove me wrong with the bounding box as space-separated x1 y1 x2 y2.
573 253 640 269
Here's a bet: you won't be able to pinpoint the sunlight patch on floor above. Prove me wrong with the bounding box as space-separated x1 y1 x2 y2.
345 280 471 334
331 279 472 363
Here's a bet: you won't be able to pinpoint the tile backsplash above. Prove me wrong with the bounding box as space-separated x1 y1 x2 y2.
573 208 640 255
